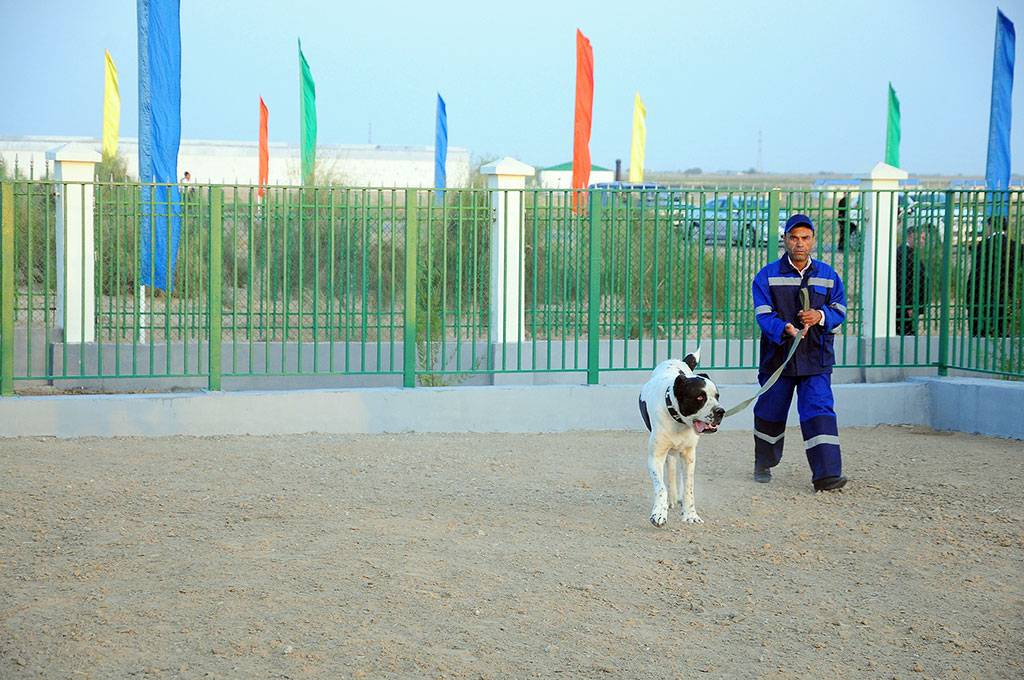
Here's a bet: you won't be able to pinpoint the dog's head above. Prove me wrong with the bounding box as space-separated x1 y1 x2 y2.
673 350 725 434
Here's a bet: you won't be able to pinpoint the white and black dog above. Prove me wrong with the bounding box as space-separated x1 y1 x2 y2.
638 349 724 526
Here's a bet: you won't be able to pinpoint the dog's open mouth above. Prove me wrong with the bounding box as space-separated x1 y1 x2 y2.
694 420 719 434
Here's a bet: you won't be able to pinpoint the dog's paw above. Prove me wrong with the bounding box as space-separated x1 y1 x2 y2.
650 509 668 527
682 511 704 524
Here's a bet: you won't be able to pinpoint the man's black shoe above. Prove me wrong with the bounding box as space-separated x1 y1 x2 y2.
813 475 848 491
754 463 772 483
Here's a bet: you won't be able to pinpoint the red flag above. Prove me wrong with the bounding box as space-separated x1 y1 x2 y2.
258 96 269 198
571 29 593 212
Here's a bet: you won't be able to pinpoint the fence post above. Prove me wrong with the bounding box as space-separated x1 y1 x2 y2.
858 161 908 340
767 187 781 262
47 143 101 344
403 190 419 388
937 189 954 376
587 191 602 385
208 187 223 391
1 182 13 396
480 158 535 350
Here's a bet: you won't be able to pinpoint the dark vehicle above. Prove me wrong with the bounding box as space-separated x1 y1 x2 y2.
899 191 984 246
589 181 670 208
676 195 787 247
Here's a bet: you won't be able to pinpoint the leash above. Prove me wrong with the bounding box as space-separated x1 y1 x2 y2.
722 288 810 418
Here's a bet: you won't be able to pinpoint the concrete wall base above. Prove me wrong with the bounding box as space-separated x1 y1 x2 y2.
0 377 1020 440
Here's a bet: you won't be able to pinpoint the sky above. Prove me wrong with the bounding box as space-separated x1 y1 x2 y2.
2 0 1024 176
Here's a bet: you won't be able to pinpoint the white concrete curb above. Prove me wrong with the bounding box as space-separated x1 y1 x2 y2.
4 377 1017 439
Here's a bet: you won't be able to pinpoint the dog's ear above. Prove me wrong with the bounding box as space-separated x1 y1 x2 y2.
697 372 711 380
683 347 700 371
672 373 689 400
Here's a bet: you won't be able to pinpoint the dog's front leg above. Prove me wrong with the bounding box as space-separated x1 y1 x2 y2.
647 439 669 527
680 445 703 524
665 453 679 509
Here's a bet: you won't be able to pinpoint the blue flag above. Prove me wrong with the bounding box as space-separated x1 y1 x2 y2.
434 93 447 204
138 0 182 291
986 8 1015 192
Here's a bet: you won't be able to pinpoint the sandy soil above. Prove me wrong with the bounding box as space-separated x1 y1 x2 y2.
0 426 1022 679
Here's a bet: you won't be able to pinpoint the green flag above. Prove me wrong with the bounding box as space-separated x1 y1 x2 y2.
886 82 900 167
299 38 317 185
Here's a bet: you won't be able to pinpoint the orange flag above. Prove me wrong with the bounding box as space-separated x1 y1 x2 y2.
571 29 594 212
258 96 269 198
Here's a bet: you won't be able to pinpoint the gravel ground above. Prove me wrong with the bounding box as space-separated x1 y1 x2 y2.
1 425 1022 679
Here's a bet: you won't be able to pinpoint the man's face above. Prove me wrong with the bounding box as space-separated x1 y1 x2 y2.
785 226 815 263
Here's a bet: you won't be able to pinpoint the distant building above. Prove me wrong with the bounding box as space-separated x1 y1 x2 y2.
537 161 614 189
812 177 928 200
949 179 986 189
0 135 470 188
945 179 1024 189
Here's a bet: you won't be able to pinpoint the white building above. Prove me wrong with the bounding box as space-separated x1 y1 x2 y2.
536 161 615 189
0 135 471 188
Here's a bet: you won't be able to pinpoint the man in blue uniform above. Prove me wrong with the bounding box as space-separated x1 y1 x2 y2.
751 214 848 491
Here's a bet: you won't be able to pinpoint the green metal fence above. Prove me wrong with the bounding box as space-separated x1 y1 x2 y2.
0 179 1021 394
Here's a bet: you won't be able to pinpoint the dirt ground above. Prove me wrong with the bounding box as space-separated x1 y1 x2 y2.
0 426 1022 680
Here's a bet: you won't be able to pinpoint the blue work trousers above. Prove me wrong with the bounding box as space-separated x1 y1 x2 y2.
752 373 842 483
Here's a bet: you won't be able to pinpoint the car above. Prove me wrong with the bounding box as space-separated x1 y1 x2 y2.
675 195 787 247
589 181 669 208
899 191 985 246
588 182 689 222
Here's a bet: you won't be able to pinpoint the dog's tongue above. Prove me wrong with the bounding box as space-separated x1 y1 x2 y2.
694 421 707 433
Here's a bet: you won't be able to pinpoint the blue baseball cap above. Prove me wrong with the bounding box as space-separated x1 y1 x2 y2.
784 213 814 232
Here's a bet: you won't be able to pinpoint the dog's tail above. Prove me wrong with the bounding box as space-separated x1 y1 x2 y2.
683 346 701 371
638 396 652 432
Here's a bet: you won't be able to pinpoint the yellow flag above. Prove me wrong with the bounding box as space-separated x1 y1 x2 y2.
629 91 646 183
102 50 120 160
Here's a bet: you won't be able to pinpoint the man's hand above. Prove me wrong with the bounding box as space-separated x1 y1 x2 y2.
784 309 822 339
797 309 823 328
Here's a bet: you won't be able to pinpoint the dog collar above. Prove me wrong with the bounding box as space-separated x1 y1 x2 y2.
664 384 686 424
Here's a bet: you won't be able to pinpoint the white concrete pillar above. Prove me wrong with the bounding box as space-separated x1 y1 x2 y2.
858 161 908 339
47 143 101 343
481 158 535 344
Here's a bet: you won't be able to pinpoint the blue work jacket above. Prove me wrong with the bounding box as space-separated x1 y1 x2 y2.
752 256 848 376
